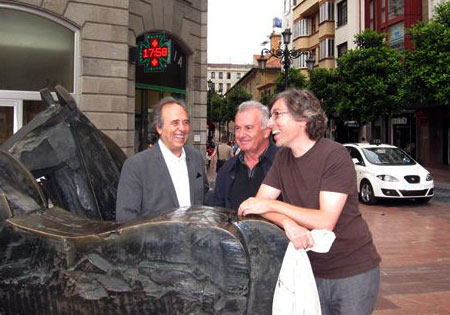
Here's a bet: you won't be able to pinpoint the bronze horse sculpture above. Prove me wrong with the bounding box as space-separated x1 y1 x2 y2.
0 86 288 314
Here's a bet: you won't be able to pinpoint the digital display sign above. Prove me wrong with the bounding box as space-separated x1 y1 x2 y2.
138 33 172 72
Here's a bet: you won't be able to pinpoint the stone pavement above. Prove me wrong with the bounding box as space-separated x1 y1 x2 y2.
362 198 450 314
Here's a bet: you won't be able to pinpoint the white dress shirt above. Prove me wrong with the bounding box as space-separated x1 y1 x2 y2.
158 139 191 207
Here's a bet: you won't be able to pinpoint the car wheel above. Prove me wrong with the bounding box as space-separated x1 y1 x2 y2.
415 197 432 204
360 180 378 205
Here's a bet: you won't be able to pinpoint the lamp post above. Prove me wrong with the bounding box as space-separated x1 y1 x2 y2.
258 28 315 90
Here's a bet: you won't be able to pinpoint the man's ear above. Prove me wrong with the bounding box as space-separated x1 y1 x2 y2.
156 124 162 135
264 127 271 138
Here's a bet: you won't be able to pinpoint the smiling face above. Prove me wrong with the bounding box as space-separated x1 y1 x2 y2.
156 103 190 156
234 108 270 155
268 98 306 149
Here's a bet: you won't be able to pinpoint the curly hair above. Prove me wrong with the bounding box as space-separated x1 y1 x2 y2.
270 89 328 140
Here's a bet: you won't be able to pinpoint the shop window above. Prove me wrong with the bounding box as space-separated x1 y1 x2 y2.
0 7 75 92
337 0 347 27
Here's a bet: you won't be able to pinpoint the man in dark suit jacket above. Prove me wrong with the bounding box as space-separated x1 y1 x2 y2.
116 97 209 222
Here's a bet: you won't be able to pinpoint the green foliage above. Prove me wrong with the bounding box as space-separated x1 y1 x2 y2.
223 85 252 122
209 92 225 122
260 93 274 106
404 1 450 107
275 68 307 93
333 31 404 124
307 68 340 117
353 29 386 49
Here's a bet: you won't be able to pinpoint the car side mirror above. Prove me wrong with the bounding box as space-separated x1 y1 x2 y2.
352 158 362 166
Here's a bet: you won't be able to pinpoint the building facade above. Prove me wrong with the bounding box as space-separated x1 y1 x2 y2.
0 0 208 155
207 64 252 95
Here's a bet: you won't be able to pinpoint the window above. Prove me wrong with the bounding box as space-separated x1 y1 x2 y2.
337 0 347 27
381 0 386 24
337 42 348 57
388 22 404 49
320 2 334 23
211 83 216 91
226 83 231 91
319 38 335 59
211 72 215 79
294 52 314 69
227 72 231 79
311 14 318 33
0 7 75 92
218 83 223 93
294 18 310 37
388 0 404 20
369 0 376 30
219 72 223 79
237 72 241 79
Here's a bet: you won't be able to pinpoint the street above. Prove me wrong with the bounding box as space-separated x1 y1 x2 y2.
361 199 450 314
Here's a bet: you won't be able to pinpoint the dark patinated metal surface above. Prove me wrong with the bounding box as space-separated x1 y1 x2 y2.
1 85 126 221
0 206 287 314
0 86 289 314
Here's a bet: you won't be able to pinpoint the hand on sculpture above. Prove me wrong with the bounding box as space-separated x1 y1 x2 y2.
238 197 269 216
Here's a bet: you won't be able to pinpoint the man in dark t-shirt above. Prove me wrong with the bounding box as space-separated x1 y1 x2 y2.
238 89 381 314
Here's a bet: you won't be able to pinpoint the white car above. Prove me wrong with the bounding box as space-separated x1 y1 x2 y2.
344 142 434 205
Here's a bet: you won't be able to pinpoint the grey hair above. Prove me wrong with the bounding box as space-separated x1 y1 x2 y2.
236 100 270 129
150 97 188 137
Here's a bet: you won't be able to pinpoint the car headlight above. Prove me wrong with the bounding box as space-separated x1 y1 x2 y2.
376 175 399 182
426 173 433 181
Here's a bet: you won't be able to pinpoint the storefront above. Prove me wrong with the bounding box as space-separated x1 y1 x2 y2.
0 1 207 155
133 33 188 151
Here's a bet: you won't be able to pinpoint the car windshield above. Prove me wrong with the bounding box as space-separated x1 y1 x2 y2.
361 147 416 165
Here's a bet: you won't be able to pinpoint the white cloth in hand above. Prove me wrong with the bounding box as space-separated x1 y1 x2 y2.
272 229 336 315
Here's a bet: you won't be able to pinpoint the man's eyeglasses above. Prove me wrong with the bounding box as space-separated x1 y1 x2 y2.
269 111 289 120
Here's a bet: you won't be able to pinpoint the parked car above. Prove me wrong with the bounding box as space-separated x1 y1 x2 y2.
344 142 434 205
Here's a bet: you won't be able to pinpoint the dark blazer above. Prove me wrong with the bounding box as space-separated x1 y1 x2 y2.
116 142 209 222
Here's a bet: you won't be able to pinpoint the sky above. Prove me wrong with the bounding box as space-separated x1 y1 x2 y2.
208 0 284 65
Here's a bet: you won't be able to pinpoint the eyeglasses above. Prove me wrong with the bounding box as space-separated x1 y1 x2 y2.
269 111 289 120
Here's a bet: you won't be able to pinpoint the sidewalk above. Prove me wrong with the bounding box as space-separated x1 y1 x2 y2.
429 167 450 188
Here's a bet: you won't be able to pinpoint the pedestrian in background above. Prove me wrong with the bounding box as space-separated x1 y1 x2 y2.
216 135 232 173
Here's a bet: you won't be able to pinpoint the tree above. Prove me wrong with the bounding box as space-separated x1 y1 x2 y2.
403 1 450 107
275 68 307 93
224 85 252 122
334 30 404 124
308 68 340 117
221 85 252 136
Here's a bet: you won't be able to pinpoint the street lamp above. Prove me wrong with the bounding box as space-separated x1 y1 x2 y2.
258 28 315 90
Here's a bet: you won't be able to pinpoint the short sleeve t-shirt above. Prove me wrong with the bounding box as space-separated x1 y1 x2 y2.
264 138 380 279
